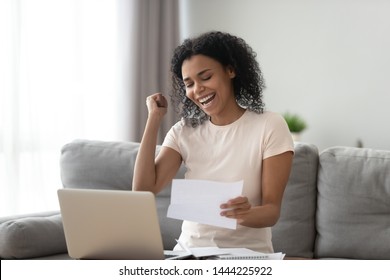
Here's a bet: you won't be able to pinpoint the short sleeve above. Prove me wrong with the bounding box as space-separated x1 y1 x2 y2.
161 120 183 154
263 113 294 159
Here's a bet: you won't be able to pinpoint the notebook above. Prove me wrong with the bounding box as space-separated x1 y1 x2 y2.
57 188 188 260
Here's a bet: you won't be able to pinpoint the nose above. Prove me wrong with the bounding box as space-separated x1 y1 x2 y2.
194 82 205 95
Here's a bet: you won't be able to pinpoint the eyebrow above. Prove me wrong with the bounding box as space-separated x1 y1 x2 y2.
183 69 212 82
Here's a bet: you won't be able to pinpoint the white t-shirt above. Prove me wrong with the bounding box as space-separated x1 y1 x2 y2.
162 110 294 253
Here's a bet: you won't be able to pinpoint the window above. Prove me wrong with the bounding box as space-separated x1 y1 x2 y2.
0 0 120 215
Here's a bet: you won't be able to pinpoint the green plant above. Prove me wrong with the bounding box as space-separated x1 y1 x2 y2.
283 112 307 133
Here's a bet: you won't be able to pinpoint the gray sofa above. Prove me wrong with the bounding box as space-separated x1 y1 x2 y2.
1 139 389 259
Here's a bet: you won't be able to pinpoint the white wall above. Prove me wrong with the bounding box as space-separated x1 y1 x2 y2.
180 0 390 151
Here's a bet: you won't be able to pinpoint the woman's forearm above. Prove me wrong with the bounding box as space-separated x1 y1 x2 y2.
239 204 281 228
132 115 162 193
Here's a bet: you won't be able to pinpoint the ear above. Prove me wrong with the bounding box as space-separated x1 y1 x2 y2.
226 65 236 78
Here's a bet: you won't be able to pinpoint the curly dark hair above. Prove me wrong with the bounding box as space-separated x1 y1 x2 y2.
170 31 265 127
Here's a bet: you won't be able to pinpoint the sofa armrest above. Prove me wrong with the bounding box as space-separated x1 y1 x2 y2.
272 142 319 259
0 211 67 259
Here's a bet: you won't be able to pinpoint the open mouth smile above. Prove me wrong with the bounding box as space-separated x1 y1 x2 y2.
198 93 216 106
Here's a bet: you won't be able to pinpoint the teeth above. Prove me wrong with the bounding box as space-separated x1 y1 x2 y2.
199 94 215 104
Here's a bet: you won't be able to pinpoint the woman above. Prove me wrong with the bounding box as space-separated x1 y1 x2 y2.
133 31 294 253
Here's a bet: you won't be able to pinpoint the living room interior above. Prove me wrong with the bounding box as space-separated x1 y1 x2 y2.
1 0 389 261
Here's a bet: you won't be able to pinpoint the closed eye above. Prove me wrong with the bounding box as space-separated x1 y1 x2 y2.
185 82 194 88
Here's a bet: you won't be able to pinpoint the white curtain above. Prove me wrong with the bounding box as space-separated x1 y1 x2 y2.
0 0 179 216
0 0 120 216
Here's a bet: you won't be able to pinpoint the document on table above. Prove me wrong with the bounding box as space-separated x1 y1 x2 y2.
165 239 285 260
209 249 285 260
167 179 243 229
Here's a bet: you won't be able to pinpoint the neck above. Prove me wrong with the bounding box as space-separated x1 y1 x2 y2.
210 106 246 126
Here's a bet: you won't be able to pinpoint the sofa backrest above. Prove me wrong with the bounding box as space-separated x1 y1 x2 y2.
315 146 390 259
61 140 141 191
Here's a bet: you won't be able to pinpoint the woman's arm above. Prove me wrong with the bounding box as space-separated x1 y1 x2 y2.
132 93 182 194
220 151 293 228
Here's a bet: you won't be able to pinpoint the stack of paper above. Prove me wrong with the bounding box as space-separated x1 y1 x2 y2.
164 239 285 260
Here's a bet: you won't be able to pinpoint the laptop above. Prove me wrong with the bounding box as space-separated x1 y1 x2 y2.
58 188 188 260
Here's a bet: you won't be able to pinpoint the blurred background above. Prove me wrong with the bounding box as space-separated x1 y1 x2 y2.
1 0 389 215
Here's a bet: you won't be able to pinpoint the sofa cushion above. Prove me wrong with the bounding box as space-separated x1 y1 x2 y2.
272 142 318 258
0 212 67 259
60 140 139 191
316 146 390 259
60 139 186 192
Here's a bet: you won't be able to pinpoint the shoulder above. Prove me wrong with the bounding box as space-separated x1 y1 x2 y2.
170 118 199 132
255 110 282 119
246 110 286 126
171 118 186 130
244 111 291 145
167 118 207 138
